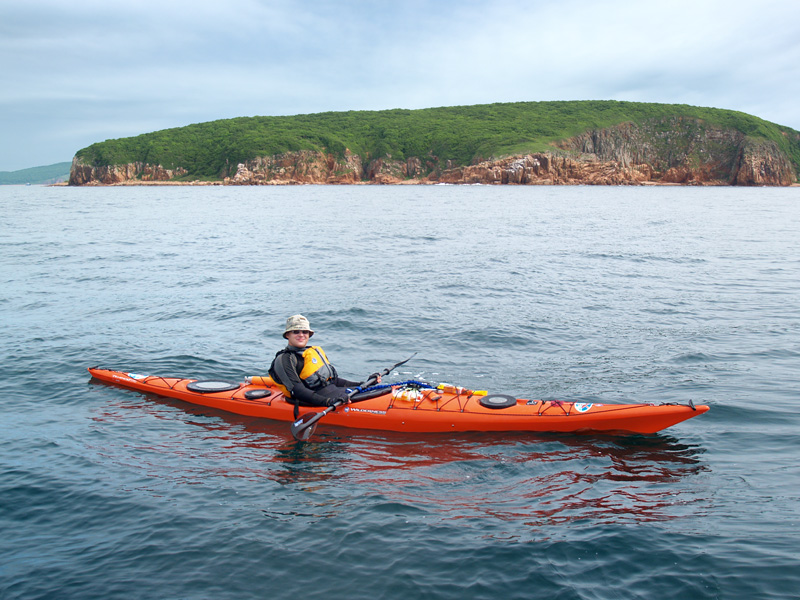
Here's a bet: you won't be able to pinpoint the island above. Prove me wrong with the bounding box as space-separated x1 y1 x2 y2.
69 101 800 187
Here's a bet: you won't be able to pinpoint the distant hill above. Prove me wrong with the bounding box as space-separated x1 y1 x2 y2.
0 162 71 185
70 101 800 186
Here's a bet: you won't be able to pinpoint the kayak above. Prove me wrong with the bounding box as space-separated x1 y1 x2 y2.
87 366 709 435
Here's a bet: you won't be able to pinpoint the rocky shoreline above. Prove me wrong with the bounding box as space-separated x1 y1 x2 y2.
63 178 800 187
69 150 796 187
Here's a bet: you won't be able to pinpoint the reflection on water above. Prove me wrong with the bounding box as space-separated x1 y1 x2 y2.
305 431 708 532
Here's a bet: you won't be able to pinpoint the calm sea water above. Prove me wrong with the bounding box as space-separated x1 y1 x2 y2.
1 184 799 599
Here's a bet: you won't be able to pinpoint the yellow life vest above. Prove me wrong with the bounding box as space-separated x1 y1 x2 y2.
272 346 336 397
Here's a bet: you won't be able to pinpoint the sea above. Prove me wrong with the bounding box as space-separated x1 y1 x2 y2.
1 183 798 599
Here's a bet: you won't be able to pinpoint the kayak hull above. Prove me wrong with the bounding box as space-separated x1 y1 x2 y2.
87 367 709 435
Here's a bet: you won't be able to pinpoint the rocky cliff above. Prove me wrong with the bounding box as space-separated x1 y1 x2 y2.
69 159 188 185
556 118 796 186
69 118 797 186
224 149 364 184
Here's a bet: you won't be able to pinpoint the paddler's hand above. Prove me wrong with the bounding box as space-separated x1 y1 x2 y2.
369 373 382 384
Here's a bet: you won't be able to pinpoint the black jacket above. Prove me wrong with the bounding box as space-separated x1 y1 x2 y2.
269 346 358 407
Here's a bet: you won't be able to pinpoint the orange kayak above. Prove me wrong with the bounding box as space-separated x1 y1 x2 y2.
87 367 709 435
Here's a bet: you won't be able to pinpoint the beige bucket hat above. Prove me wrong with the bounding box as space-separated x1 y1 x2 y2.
283 314 314 338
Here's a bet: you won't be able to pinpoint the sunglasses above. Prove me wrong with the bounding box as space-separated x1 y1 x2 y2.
290 330 311 336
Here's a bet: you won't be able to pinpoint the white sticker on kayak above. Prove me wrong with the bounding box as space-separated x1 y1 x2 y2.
574 403 593 413
346 407 387 416
127 373 147 380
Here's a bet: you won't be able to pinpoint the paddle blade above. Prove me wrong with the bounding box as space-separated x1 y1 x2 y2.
290 412 320 441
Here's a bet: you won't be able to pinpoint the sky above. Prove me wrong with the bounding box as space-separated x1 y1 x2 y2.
1 0 799 172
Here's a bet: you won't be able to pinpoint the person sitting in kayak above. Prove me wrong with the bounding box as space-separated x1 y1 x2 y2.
267 314 381 411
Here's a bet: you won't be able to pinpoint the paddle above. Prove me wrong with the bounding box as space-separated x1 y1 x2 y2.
290 353 417 441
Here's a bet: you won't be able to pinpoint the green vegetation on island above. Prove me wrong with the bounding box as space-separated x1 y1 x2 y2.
74 101 800 181
0 162 71 185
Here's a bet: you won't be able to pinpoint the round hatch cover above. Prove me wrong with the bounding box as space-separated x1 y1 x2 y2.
479 394 517 409
186 380 240 393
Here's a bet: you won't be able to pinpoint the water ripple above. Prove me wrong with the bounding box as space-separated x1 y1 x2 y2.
2 185 799 599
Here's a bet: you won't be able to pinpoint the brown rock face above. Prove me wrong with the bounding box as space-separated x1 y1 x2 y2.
558 119 796 186
224 150 363 185
437 153 653 185
364 156 425 184
732 139 796 185
69 158 187 185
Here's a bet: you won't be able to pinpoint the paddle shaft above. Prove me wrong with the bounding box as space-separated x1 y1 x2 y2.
290 353 416 441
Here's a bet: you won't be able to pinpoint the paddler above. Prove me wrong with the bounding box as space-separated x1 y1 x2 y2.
266 314 381 411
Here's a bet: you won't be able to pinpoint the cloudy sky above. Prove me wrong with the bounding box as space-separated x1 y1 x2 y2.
1 0 799 171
